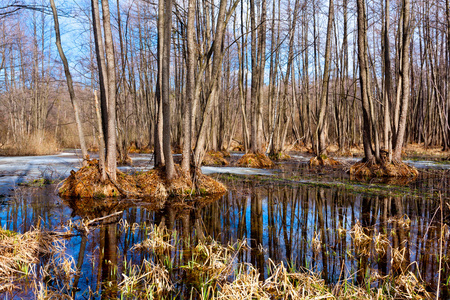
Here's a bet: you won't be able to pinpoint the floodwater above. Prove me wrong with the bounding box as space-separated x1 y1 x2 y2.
0 151 449 298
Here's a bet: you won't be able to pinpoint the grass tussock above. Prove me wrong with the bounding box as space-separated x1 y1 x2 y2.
58 159 138 198
131 223 174 254
349 160 418 177
0 131 58 156
309 155 341 167
269 152 291 162
218 261 334 299
0 226 75 296
119 259 174 298
202 151 229 166
59 160 226 198
237 152 274 168
0 227 53 284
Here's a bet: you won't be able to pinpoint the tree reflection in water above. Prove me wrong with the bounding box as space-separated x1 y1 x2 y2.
0 179 448 297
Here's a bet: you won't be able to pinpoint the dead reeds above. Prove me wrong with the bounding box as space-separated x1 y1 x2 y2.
119 259 174 298
131 223 174 254
0 226 75 297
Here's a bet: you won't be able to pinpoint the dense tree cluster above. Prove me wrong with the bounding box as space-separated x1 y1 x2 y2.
0 0 448 174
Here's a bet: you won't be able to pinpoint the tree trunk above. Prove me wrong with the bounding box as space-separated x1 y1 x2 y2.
101 0 118 181
383 0 393 161
160 0 175 180
182 0 196 173
50 0 88 165
356 0 377 162
393 0 411 161
315 0 334 156
91 0 108 163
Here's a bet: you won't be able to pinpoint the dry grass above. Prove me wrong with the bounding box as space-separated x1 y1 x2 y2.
237 152 275 168
202 151 229 166
184 239 248 288
309 155 342 167
119 259 174 298
350 221 372 256
58 159 138 198
0 226 75 297
0 227 54 284
59 161 227 198
269 152 292 162
0 220 431 299
349 160 419 177
0 131 59 156
122 222 433 299
217 264 269 299
131 223 174 254
403 143 450 159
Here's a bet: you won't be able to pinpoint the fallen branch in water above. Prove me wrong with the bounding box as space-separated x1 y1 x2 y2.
70 210 123 235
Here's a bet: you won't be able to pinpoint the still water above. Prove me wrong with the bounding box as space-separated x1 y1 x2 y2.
0 152 449 298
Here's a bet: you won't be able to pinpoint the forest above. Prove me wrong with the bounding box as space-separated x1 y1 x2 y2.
0 0 450 298
1 0 449 168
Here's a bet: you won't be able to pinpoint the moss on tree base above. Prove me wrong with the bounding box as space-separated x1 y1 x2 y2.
58 160 226 199
237 152 274 168
309 155 341 167
202 151 229 166
349 160 419 177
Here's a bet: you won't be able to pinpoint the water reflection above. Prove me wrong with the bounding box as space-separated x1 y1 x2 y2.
0 177 448 298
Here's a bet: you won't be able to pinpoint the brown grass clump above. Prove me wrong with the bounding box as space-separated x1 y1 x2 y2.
269 152 291 161
119 259 174 298
202 151 229 166
237 152 274 168
0 227 75 295
135 167 171 198
185 239 238 286
217 264 269 299
58 159 138 198
194 170 227 195
218 261 334 299
0 131 59 156
136 165 193 198
131 223 174 254
128 142 153 154
0 228 53 287
59 161 226 199
349 160 418 177
264 261 333 299
309 155 341 167
350 221 373 256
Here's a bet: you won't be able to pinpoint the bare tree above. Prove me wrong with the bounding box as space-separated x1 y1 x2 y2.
157 0 175 179
182 0 196 173
49 0 88 165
